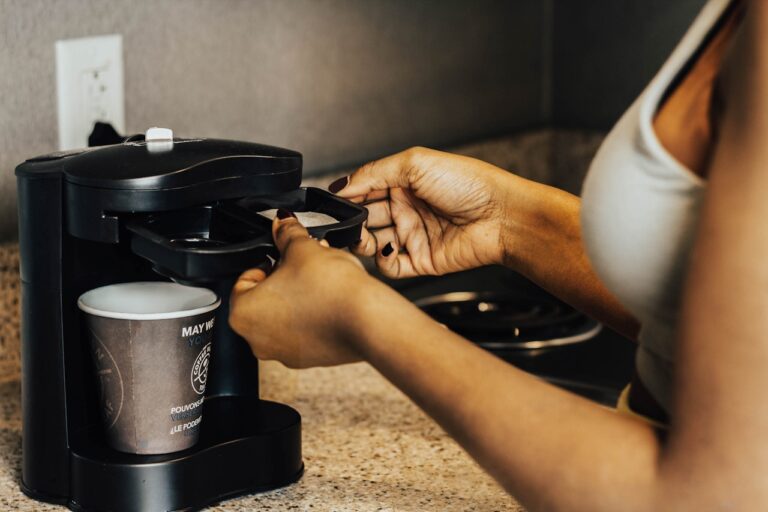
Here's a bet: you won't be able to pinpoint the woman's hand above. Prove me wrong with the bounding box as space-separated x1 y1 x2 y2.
329 147 518 278
331 145 640 339
229 211 382 368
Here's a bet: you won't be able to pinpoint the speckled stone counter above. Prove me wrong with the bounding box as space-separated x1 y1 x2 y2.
0 362 524 511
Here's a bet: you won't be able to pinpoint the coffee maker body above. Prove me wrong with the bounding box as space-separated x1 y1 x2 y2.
15 133 366 511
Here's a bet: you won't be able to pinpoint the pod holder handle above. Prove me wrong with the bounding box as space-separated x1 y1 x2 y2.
125 187 367 284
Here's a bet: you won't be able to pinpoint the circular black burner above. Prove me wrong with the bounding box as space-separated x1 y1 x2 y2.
415 291 601 350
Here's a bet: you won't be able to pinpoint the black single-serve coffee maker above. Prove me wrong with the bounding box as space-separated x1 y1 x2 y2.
15 128 367 511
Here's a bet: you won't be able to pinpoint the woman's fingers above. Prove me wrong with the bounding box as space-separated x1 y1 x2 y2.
352 226 399 258
272 209 316 260
350 226 410 277
232 267 268 295
233 211 337 300
364 199 393 229
376 242 418 279
337 189 389 205
231 257 275 295
330 149 420 200
351 226 377 257
350 226 418 278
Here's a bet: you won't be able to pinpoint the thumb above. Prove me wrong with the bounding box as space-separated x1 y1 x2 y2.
272 209 312 257
231 266 268 295
331 147 424 199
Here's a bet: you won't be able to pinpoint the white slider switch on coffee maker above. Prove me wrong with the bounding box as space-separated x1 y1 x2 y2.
145 127 174 152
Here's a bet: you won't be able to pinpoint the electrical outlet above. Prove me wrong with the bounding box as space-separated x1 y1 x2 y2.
55 34 124 150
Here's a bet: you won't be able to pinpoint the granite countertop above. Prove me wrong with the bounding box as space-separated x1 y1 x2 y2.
0 361 523 511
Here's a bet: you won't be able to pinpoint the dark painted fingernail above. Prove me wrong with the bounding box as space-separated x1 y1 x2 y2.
381 242 395 257
328 176 349 193
277 208 296 220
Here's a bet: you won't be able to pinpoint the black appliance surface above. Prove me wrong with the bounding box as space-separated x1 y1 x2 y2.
33 138 302 190
15 133 368 512
127 187 367 284
380 266 636 406
62 398 302 512
18 137 304 243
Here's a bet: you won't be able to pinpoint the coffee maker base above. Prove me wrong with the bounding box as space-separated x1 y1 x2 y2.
22 397 303 512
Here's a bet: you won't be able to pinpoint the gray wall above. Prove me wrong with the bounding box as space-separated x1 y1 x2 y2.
0 0 550 241
0 0 713 242
552 0 707 129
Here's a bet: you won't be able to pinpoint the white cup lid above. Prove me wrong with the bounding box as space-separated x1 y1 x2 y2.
78 281 220 320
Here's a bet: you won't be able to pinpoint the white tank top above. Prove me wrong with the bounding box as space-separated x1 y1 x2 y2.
580 0 731 413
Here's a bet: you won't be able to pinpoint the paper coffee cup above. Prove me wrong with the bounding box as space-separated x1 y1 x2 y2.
78 281 220 455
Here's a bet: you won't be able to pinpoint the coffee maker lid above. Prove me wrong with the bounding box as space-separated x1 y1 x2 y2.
58 128 302 191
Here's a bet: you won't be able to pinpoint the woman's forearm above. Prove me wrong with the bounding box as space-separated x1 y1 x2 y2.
346 282 660 512
499 176 639 339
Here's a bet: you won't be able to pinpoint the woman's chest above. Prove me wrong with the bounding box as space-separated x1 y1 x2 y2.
581 106 705 322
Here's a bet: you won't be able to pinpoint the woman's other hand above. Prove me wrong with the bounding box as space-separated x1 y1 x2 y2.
329 147 518 278
229 211 383 368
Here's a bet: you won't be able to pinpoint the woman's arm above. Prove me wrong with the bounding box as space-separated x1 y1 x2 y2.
232 218 662 512
347 282 661 512
497 179 640 339
658 3 768 506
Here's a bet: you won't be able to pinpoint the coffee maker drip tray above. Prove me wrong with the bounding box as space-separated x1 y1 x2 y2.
126 187 367 284
64 397 303 512
415 291 601 350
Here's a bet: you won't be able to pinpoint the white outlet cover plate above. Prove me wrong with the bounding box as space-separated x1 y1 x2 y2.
55 34 124 150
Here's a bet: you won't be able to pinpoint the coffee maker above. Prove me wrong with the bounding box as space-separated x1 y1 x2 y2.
15 128 367 511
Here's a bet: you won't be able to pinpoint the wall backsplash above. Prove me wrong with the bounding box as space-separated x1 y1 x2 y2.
305 129 606 198
1 0 709 242
0 0 550 242
552 0 707 129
